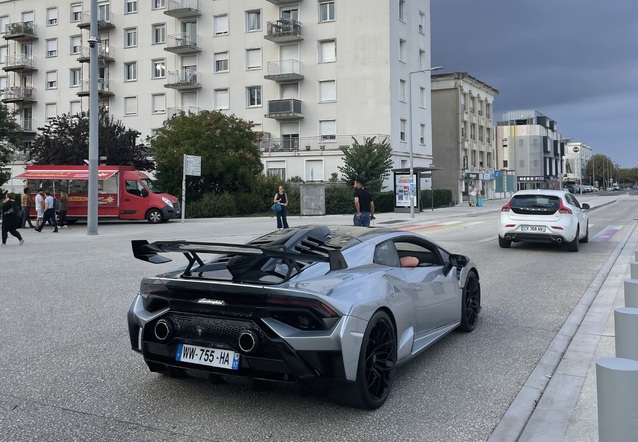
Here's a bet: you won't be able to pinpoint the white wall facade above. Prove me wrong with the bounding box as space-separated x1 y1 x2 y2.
1 0 434 191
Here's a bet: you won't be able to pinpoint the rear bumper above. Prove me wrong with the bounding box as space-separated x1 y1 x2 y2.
501 231 571 244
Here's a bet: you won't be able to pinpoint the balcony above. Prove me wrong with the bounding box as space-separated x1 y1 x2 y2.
264 59 304 81
266 0 303 4
165 0 201 18
164 69 201 90
1 86 36 103
3 54 37 72
164 33 200 54
167 106 200 119
265 99 303 120
76 79 114 97
3 22 38 42
258 134 389 154
77 12 115 30
264 19 303 43
19 118 36 133
77 45 114 64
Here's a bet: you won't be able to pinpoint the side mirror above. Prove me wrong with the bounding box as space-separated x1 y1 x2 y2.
443 254 469 276
581 203 590 210
140 188 149 197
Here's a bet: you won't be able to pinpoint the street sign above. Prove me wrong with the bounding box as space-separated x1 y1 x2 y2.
185 154 201 176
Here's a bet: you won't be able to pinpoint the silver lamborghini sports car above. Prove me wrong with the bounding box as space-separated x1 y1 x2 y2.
127 225 481 409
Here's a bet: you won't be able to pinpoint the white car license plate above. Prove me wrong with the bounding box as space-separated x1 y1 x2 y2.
176 344 240 370
521 225 546 232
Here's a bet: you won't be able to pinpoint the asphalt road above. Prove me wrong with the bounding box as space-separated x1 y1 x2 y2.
0 197 634 441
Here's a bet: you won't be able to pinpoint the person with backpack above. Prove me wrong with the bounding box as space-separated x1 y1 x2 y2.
35 191 58 233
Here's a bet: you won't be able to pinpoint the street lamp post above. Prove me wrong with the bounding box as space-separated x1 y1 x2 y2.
408 66 443 218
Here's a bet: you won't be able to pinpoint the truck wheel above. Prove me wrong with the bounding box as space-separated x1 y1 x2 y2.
147 209 163 224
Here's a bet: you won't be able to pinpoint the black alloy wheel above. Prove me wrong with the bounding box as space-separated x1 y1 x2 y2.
349 311 397 409
459 270 480 332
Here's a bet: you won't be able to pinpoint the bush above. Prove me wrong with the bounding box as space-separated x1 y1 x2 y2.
186 192 237 218
373 191 394 213
234 192 266 215
325 183 354 215
420 189 453 209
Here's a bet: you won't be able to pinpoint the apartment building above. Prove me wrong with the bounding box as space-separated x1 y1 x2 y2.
495 110 564 192
1 0 437 191
563 141 593 187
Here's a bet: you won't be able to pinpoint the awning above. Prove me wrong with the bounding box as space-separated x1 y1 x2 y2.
13 170 119 180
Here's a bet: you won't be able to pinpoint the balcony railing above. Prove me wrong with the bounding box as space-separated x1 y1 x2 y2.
1 86 36 103
264 19 303 43
266 0 303 4
167 106 200 119
164 69 201 90
264 59 303 81
77 79 114 97
258 134 390 153
265 99 303 119
165 33 200 53
19 118 35 132
3 54 37 72
165 0 201 18
77 45 114 63
78 11 115 29
3 22 37 41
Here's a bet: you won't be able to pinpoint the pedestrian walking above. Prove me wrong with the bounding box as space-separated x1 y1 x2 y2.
20 187 35 228
353 179 375 227
273 186 289 229
59 190 68 228
34 188 45 229
2 192 24 245
36 191 58 233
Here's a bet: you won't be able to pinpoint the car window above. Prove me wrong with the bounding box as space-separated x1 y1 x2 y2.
567 194 581 208
374 240 401 267
511 195 559 210
394 239 442 267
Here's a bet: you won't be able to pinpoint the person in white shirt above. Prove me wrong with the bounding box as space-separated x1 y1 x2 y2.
35 192 58 233
34 188 45 228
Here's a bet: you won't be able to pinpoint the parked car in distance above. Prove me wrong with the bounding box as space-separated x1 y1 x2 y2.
564 184 580 194
127 225 481 409
498 189 590 252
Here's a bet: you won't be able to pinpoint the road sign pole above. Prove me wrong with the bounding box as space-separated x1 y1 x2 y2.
181 154 186 224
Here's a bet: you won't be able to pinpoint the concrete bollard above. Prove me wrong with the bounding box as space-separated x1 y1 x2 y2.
597 358 638 442
625 279 638 308
615 307 638 360
631 262 638 280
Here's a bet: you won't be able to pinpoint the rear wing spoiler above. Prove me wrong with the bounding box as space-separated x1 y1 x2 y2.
132 239 347 277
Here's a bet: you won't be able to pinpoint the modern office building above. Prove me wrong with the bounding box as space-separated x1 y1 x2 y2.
495 110 565 192
430 72 498 205
1 0 438 192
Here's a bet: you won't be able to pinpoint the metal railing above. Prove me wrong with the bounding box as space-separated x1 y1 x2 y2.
4 22 36 36
79 79 110 93
2 86 36 101
166 32 198 49
266 19 302 39
5 54 36 69
167 106 200 118
258 134 390 153
166 69 199 85
267 98 302 114
266 59 303 76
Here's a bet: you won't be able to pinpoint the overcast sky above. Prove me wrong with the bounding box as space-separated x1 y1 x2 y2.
431 0 638 168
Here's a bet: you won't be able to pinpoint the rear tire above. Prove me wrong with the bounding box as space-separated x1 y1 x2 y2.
498 236 511 248
345 311 397 409
459 270 480 332
580 223 589 243
567 227 580 252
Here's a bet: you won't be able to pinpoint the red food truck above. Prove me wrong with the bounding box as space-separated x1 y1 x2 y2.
14 165 180 223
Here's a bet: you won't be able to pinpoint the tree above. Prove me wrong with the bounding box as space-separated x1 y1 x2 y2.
0 103 22 187
29 108 154 170
150 110 263 202
338 136 393 193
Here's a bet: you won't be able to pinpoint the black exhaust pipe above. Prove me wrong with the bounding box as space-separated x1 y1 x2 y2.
238 330 259 354
154 319 171 341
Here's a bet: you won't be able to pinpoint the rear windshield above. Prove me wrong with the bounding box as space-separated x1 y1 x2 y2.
511 195 560 210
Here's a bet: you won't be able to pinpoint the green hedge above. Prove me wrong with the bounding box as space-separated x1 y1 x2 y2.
420 189 453 208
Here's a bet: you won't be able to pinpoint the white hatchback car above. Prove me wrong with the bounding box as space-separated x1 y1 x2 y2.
498 189 590 252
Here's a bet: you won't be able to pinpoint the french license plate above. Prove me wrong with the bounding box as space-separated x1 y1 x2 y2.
521 225 546 232
176 344 240 370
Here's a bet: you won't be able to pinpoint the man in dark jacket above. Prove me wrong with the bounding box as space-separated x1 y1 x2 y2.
353 179 375 227
2 192 24 245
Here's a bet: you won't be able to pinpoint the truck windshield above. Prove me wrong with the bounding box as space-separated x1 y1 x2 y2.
141 178 162 193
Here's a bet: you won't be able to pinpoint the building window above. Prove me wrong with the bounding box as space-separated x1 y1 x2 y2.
70 68 81 87
70 101 81 115
152 59 166 79
152 0 166 9
418 12 425 34
0 16 9 34
246 10 261 32
46 39 58 58
46 71 58 90
124 62 137 81
125 0 137 14
319 2 335 23
214 52 229 73
70 36 81 54
399 39 406 62
71 4 82 22
419 49 426 69
46 8 58 26
470 123 476 140
214 89 229 110
318 40 336 63
45 103 57 122
247 86 261 107
399 0 405 21
318 80 336 103
152 94 165 114
124 96 137 115
420 124 425 144
214 14 229 36
266 161 286 180
152 24 166 44
246 48 261 70
0 47 6 65
124 28 137 48
400 119 406 141
419 87 426 107
399 79 406 102
319 120 336 142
